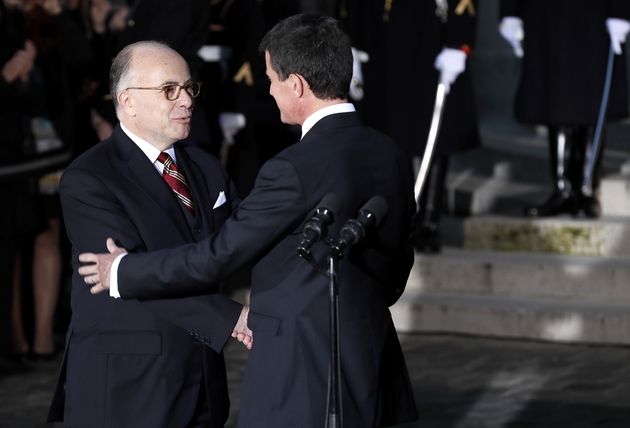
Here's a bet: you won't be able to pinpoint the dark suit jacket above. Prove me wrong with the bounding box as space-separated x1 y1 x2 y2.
117 112 419 427
47 124 243 427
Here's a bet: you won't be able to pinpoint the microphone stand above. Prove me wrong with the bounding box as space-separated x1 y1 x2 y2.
298 239 343 428
298 195 386 428
325 242 343 428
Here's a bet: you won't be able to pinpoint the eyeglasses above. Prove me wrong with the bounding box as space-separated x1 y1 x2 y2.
125 82 202 101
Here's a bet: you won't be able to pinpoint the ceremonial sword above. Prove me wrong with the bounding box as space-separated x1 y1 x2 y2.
414 82 447 203
582 42 615 197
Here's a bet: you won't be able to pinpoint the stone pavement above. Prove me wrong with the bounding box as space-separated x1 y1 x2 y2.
2 333 630 427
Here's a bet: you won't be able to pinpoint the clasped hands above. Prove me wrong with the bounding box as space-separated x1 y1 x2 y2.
78 237 253 349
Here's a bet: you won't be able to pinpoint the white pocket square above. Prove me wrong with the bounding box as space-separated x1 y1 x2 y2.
213 191 227 209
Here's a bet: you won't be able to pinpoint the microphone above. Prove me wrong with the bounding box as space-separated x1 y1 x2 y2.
297 193 344 257
334 195 388 252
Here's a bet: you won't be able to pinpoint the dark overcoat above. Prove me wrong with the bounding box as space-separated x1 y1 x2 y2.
341 0 481 157
501 0 630 125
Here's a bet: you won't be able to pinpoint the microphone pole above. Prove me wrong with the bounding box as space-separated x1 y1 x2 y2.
325 247 342 428
325 196 389 428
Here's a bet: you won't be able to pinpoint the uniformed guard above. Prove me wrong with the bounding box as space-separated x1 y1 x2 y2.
340 0 481 253
198 0 301 199
500 0 630 218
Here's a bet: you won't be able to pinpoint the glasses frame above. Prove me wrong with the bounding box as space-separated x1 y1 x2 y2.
125 82 203 101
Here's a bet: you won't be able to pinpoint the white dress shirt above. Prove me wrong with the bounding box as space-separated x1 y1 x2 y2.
300 103 356 139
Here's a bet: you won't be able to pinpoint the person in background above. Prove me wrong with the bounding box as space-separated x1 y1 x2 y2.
340 0 481 253
500 0 630 218
0 0 43 372
64 0 114 152
197 0 302 196
7 0 93 363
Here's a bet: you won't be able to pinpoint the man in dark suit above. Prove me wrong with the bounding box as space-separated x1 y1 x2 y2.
81 14 418 427
47 41 250 428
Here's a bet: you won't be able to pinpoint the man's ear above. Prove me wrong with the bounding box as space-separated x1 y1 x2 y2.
118 91 136 117
289 73 307 98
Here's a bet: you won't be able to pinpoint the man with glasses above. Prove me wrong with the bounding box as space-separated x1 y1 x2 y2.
47 41 250 428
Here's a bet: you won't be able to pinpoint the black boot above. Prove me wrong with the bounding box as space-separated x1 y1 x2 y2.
574 194 601 218
524 126 575 217
572 126 603 219
414 156 448 253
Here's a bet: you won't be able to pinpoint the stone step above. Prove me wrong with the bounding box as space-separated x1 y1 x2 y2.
463 215 630 257
477 128 630 176
408 248 630 303
445 128 630 217
446 171 548 217
397 247 630 345
601 172 630 216
391 290 630 345
448 170 630 218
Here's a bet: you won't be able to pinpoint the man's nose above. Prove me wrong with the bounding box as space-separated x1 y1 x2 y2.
179 89 194 107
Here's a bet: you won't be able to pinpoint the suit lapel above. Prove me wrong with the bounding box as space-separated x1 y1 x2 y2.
111 126 194 242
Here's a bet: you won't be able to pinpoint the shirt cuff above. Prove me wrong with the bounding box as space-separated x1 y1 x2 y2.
109 252 128 298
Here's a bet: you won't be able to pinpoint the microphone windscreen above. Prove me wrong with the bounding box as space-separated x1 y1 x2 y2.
317 192 344 220
359 195 388 227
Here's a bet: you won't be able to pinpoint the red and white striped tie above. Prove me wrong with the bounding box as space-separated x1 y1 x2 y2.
157 152 196 216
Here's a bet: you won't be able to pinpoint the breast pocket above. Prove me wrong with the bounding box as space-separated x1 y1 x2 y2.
212 200 232 225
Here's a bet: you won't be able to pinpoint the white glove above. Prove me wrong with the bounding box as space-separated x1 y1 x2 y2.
218 112 246 144
434 48 467 94
499 16 524 58
606 18 630 55
349 47 369 101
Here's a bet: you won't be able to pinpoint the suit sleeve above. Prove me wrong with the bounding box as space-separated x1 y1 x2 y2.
60 166 242 353
118 156 306 299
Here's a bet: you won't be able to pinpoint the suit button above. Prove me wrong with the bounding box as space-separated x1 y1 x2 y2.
195 228 201 234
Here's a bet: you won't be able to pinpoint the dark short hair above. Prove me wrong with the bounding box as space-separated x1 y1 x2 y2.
259 13 352 100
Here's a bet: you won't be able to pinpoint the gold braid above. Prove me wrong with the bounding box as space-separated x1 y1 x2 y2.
383 0 393 22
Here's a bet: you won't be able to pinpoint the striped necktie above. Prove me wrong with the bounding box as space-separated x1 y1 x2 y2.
157 152 196 216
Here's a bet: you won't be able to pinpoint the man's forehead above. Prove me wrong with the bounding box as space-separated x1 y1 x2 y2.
133 45 186 65
130 50 189 80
